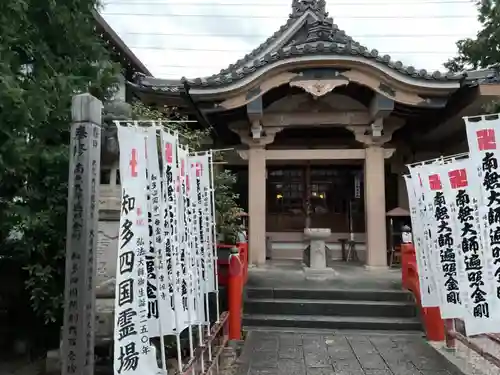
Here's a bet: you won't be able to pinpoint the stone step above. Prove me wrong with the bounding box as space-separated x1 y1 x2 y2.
244 326 426 337
246 287 412 302
242 314 423 331
244 298 417 318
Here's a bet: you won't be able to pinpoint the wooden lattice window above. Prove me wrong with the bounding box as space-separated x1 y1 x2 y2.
268 168 304 214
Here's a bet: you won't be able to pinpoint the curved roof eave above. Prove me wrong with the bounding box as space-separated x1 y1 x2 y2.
187 54 462 96
132 53 462 101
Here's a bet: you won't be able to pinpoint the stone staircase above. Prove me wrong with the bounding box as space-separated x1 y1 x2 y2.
243 287 422 332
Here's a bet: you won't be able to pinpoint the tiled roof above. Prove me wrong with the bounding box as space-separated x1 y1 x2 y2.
133 0 463 91
184 42 460 87
477 70 500 84
94 10 152 77
460 67 500 86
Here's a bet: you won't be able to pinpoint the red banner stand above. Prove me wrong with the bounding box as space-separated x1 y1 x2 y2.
401 243 445 342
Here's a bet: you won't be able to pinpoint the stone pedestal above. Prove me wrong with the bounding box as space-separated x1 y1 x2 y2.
302 228 337 280
304 228 330 268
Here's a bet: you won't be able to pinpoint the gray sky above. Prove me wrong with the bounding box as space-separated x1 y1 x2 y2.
101 0 480 79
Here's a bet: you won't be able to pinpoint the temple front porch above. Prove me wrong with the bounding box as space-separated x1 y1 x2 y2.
247 259 402 290
236 146 397 269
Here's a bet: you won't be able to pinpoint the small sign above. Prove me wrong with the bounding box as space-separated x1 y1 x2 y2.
354 173 361 199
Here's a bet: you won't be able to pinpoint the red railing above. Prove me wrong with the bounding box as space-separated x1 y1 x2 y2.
401 243 500 369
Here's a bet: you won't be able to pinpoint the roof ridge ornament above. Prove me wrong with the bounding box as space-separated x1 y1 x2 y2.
290 0 328 20
306 18 340 44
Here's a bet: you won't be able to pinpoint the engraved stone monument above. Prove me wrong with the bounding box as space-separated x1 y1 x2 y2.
61 93 102 375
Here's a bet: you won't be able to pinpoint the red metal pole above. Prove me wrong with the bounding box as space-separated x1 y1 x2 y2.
400 243 412 290
228 247 243 340
239 242 249 284
423 307 445 341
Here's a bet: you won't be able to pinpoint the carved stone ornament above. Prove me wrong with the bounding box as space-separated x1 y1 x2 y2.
290 78 349 99
100 99 133 164
291 0 328 20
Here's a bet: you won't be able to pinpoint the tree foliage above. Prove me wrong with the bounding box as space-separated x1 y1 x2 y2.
444 0 500 72
0 0 119 337
0 0 242 351
444 1 500 113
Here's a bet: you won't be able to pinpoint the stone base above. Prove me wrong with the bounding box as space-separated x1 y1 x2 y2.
302 266 338 281
364 265 390 271
45 349 60 375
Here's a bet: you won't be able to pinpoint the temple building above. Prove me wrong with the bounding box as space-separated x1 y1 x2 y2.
128 0 500 268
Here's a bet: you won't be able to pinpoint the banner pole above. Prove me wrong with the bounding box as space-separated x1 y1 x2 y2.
170 131 185 374
189 155 206 373
198 154 213 360
406 152 469 168
179 147 196 374
209 151 221 322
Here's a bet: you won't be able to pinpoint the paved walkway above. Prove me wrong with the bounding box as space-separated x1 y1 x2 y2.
237 330 462 375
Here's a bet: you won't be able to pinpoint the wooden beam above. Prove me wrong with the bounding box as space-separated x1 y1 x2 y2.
479 83 500 96
369 93 394 119
399 85 478 146
262 111 371 126
246 96 263 123
236 148 396 160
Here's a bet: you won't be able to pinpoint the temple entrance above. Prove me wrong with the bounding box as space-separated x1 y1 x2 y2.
266 165 365 234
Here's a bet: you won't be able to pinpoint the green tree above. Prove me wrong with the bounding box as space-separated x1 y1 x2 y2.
444 0 500 72
445 1 500 112
0 0 118 347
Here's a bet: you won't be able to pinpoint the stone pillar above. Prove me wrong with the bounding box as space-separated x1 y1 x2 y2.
364 146 387 268
347 123 400 269
248 144 267 265
61 93 102 375
229 123 282 266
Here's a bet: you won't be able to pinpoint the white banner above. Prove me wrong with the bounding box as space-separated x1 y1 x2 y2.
143 127 171 338
114 126 156 374
408 166 441 307
464 115 500 334
159 130 188 334
424 162 464 319
188 155 207 324
404 174 438 307
178 147 197 325
439 157 497 334
192 154 215 293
